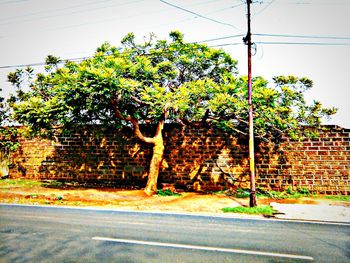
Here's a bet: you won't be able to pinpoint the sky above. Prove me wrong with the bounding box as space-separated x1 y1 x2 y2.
0 0 349 128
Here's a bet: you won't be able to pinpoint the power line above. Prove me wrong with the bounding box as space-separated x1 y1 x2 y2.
254 33 350 40
0 0 27 5
204 2 245 16
0 36 241 69
159 0 242 31
1 36 350 70
286 0 350 5
209 43 242 47
252 0 275 18
197 34 245 43
0 1 240 40
0 0 111 23
0 0 144 26
0 56 91 69
255 41 350 46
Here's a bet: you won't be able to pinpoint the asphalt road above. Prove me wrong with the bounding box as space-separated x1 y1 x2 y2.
0 204 349 262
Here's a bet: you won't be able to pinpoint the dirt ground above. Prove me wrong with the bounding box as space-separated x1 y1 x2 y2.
1 182 348 215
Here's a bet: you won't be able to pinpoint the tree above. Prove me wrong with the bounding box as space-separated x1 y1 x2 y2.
0 88 19 178
207 75 337 141
7 31 238 195
7 31 336 195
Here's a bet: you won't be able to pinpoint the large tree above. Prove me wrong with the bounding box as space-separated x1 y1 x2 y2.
7 31 336 195
7 31 238 195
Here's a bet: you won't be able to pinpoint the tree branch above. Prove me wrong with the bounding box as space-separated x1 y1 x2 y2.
111 98 132 121
111 97 155 144
130 95 149 106
130 118 155 144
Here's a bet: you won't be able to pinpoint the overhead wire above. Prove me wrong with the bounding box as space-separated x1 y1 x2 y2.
203 2 245 16
0 0 144 26
255 41 350 46
254 33 350 40
0 32 249 70
196 34 245 43
285 0 350 5
0 0 27 5
1 35 350 70
0 37 240 70
0 0 113 23
0 0 349 69
159 0 242 31
251 0 275 18
0 1 242 40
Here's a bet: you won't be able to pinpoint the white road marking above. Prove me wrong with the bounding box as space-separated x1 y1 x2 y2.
92 236 314 261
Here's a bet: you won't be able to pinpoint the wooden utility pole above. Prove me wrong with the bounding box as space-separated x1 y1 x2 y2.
244 0 257 207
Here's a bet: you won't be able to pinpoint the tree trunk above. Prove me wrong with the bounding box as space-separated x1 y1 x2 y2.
110 103 167 196
144 136 164 196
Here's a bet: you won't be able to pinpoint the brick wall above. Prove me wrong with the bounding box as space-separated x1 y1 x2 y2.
8 125 350 194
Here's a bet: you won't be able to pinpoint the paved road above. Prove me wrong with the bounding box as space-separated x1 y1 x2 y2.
0 204 349 262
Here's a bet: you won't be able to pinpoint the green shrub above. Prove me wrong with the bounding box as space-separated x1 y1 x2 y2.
222 205 276 216
234 188 250 198
297 187 310 195
325 195 350 201
156 189 181 196
286 187 295 195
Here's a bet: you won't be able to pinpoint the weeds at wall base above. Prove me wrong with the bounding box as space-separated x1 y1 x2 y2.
223 187 316 200
156 189 182 197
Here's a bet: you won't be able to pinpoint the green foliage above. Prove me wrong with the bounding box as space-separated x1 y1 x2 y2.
222 205 276 216
156 189 181 196
6 31 336 143
286 186 295 195
4 32 337 193
0 179 43 187
210 75 336 141
41 180 64 188
263 190 287 199
234 188 250 198
0 127 20 152
325 195 350 202
231 187 313 199
1 87 20 157
7 31 238 137
296 187 310 195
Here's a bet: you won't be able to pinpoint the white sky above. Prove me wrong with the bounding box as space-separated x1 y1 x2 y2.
0 0 349 128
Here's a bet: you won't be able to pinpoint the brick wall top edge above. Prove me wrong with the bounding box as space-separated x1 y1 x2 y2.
3 124 350 140
2 123 349 130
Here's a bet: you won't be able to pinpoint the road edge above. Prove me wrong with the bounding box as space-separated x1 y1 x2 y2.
1 203 350 226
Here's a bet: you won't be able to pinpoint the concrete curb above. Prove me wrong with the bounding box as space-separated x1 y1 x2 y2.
270 202 350 224
2 202 350 225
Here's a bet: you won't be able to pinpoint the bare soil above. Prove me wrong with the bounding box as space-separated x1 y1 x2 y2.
1 182 348 214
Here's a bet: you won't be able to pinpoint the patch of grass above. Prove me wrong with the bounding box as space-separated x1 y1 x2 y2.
230 187 315 200
156 189 181 196
222 205 276 216
325 195 350 202
236 189 251 198
210 190 227 195
0 179 67 189
41 180 68 188
0 179 43 188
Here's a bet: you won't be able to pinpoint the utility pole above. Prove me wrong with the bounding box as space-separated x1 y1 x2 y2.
243 0 257 207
